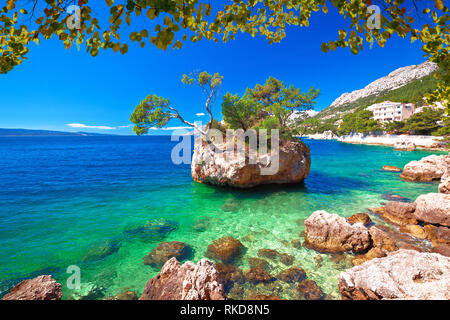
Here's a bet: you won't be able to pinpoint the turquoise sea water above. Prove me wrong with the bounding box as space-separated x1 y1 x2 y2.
0 136 445 299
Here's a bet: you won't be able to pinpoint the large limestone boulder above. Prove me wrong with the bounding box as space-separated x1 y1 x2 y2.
339 250 450 300
2 275 62 300
191 137 311 188
140 257 225 300
414 193 450 227
400 154 450 182
304 210 371 253
383 201 417 225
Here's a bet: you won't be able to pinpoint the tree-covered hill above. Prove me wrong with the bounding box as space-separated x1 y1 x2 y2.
315 69 441 123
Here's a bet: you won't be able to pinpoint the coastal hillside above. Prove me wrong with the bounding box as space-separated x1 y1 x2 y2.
316 61 439 121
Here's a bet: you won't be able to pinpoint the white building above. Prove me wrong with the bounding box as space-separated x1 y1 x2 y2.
366 101 415 123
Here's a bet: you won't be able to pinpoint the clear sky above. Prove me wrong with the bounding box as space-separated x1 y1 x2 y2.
0 3 430 135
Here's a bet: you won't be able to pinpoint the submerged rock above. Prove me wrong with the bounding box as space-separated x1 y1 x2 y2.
140 257 225 300
400 154 449 182
143 241 192 268
82 239 121 262
1 275 62 300
215 263 244 291
257 248 279 260
297 279 325 300
221 198 243 212
124 218 178 241
248 257 271 271
192 218 212 232
226 282 245 299
191 137 311 188
205 237 244 263
381 193 410 202
69 282 105 300
276 267 306 283
106 290 138 300
244 268 275 284
304 210 371 253
414 193 450 227
382 165 402 172
291 239 302 249
314 255 323 268
279 253 294 266
339 250 450 300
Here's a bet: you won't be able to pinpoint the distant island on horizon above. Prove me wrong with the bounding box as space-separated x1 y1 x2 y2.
0 128 117 137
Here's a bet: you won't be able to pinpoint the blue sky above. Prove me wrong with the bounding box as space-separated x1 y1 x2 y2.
0 3 430 135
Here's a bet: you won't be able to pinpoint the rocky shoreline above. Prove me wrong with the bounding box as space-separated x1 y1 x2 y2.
338 133 448 151
305 132 448 151
3 154 449 301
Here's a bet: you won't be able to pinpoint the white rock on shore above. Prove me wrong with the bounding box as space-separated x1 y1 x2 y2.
400 154 450 183
337 132 446 150
414 193 450 227
1 275 62 300
304 210 371 253
305 130 337 140
339 249 450 300
140 257 225 300
393 140 416 151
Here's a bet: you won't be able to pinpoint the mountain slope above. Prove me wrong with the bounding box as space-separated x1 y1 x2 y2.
316 61 439 121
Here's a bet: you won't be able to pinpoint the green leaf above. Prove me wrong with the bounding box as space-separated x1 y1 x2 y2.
120 43 128 54
147 9 156 20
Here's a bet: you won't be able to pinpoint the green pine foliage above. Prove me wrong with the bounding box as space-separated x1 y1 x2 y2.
373 73 440 105
402 108 445 135
338 108 381 135
221 77 319 141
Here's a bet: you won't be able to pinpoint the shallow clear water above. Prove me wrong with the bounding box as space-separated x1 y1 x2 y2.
0 136 444 299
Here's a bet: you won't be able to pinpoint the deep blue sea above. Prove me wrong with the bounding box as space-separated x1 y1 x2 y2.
0 136 444 299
